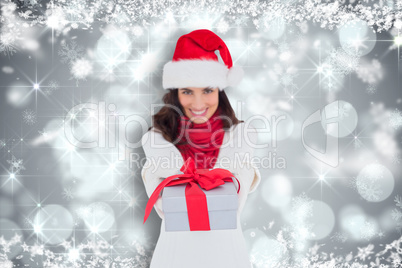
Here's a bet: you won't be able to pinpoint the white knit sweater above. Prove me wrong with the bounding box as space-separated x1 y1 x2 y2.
141 122 261 268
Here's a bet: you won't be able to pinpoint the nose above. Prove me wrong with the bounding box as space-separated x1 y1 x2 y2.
192 95 206 110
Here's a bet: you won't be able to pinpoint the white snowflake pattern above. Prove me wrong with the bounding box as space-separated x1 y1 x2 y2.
0 2 22 57
0 225 401 267
22 109 37 125
388 108 402 130
291 192 313 221
233 15 249 27
347 177 358 191
70 58 93 86
360 221 376 241
216 19 230 34
356 180 383 202
21 0 42 7
280 72 299 91
366 84 377 95
7 155 26 175
356 59 383 84
0 31 18 57
62 187 75 200
0 255 13 268
336 102 351 120
58 40 85 66
37 129 49 141
392 153 401 164
327 47 361 76
131 25 144 37
356 244 375 261
377 230 385 238
43 80 59 95
392 195 402 233
273 192 315 262
330 232 348 243
363 164 384 180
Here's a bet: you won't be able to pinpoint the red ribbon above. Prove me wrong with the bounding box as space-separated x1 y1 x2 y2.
143 157 240 231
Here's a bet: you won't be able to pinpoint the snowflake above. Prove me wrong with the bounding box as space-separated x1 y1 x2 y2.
22 109 37 125
232 15 249 27
320 64 344 92
366 84 377 95
0 31 18 56
323 77 336 92
131 25 144 37
327 47 361 76
291 192 313 220
276 41 290 54
347 177 358 191
18 9 34 20
38 129 49 140
62 187 74 200
356 244 375 261
70 58 93 85
363 164 384 181
280 72 299 90
388 108 402 130
395 195 402 209
391 209 402 222
21 242 30 252
360 221 376 241
356 59 383 84
6 155 26 175
330 232 348 243
0 2 23 57
43 80 59 95
392 153 401 164
377 230 385 238
274 192 315 256
216 19 230 34
0 233 21 257
336 102 351 120
0 255 13 268
58 40 85 66
21 0 42 7
392 195 402 233
357 181 383 202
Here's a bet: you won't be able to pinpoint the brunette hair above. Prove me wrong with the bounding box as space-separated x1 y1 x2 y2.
148 88 244 144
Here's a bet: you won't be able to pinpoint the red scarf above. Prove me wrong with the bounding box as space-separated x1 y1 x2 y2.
175 107 224 169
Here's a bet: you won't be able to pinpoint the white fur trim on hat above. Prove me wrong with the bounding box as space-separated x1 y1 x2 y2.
162 60 243 90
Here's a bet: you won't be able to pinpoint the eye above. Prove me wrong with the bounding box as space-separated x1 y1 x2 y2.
204 89 213 94
182 91 192 95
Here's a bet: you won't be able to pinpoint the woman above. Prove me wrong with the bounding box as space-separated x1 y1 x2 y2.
141 29 261 268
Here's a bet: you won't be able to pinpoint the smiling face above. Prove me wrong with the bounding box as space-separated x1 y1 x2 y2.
178 87 219 124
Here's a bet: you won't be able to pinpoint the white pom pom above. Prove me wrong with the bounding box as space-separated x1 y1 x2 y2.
227 66 244 87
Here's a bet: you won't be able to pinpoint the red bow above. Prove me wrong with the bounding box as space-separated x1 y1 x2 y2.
143 157 240 230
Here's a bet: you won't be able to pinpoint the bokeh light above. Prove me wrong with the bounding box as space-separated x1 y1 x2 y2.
356 163 395 202
321 100 358 138
33 205 74 245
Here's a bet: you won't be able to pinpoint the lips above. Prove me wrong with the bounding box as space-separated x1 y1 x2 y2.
190 108 208 116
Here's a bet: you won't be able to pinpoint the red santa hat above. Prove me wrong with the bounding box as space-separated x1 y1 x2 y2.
163 29 244 90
